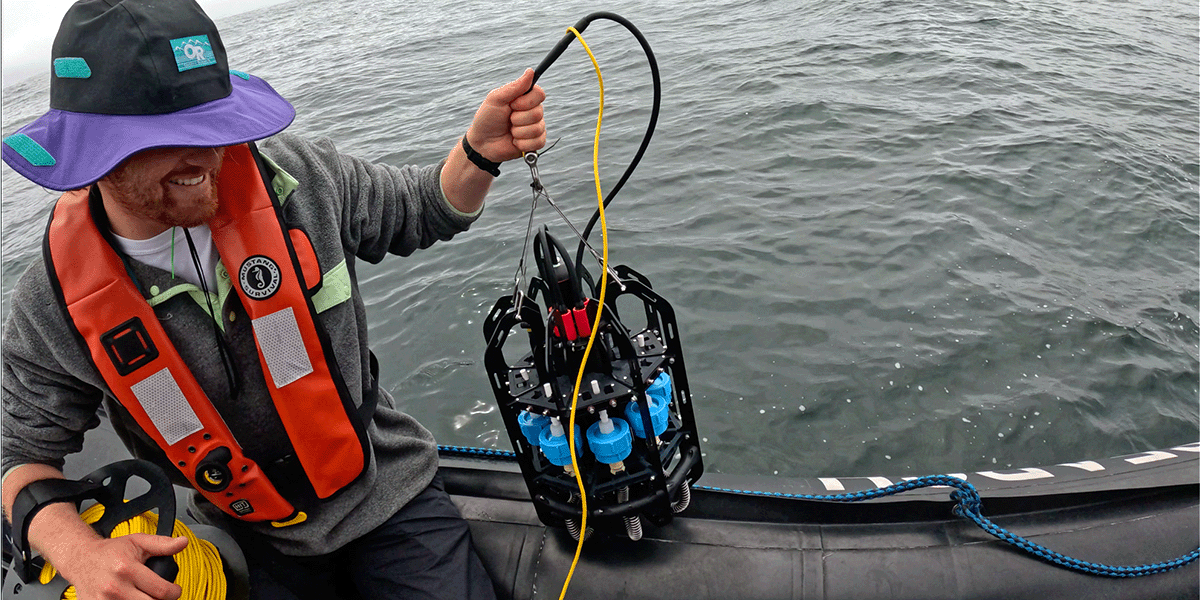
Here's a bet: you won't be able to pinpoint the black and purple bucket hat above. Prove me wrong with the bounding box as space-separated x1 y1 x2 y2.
2 0 295 191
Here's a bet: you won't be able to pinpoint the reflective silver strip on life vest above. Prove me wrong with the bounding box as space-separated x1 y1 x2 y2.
131 368 204 445
252 307 314 388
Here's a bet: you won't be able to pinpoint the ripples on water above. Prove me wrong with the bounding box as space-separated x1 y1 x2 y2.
3 0 1196 477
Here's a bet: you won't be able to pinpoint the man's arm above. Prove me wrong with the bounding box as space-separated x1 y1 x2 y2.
440 68 547 214
259 68 546 262
3 464 187 600
3 269 186 600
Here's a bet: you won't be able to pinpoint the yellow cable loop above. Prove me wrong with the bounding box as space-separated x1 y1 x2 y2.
39 503 227 600
559 26 607 600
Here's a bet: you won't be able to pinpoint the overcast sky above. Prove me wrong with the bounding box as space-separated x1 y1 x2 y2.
2 0 289 86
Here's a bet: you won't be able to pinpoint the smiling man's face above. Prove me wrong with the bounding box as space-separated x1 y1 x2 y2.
99 146 226 239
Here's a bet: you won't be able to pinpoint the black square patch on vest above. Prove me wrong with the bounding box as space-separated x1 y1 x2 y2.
100 317 159 376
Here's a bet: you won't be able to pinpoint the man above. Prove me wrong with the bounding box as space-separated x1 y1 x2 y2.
1 1 545 598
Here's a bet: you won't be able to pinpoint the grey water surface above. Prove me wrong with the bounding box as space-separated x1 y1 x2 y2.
3 0 1197 478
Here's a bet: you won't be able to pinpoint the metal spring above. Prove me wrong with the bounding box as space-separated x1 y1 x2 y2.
672 479 692 513
565 492 593 541
618 487 644 541
565 518 593 541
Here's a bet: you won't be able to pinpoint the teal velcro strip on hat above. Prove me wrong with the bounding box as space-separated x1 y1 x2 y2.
3 134 56 167
53 57 92 79
230 70 251 80
171 34 217 72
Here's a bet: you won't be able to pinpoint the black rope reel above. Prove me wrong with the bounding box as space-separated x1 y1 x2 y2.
1 460 249 600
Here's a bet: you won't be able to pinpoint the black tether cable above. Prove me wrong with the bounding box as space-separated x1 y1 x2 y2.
529 11 661 280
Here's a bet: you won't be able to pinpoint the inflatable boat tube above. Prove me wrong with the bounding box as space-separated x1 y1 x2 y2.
38 419 1200 600
439 443 1199 600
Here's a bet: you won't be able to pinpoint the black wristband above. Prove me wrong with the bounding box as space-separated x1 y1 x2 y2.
461 136 501 177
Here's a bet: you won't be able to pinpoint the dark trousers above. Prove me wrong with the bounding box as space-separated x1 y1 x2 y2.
232 476 497 600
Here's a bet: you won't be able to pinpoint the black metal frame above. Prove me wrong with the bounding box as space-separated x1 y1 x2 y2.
483 258 703 534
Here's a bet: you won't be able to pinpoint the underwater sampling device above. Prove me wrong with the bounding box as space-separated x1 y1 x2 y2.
483 229 703 540
481 12 704 541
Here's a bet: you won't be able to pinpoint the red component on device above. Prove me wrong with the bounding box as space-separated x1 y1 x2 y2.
551 300 594 342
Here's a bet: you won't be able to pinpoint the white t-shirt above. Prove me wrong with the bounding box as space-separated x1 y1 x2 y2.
111 225 220 290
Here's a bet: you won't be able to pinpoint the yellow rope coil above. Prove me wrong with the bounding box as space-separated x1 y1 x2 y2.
39 503 227 600
559 25 607 600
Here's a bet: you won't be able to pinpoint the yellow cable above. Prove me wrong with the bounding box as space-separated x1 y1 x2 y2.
559 26 607 600
39 503 227 600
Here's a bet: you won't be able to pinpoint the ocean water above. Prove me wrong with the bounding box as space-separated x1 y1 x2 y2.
3 0 1197 479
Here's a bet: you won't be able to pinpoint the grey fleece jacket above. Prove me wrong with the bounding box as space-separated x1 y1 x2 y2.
1 132 480 556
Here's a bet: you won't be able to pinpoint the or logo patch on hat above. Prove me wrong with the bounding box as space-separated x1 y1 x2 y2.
171 34 217 72
239 255 281 300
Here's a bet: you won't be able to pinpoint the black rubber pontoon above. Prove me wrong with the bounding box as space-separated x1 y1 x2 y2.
17 420 1200 600
440 443 1199 600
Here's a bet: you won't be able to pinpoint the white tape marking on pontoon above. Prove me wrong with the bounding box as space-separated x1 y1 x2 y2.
1124 450 1176 465
819 478 845 491
867 477 892 488
1059 460 1105 472
902 474 967 488
976 468 1054 482
1171 442 1200 453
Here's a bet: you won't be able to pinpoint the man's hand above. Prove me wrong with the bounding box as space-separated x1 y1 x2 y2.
466 68 547 163
441 68 548 214
54 533 187 600
3 465 186 600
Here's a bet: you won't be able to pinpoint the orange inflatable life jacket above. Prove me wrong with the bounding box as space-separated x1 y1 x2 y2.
44 143 370 525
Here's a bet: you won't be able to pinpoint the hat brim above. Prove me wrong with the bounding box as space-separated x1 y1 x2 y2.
2 73 295 191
